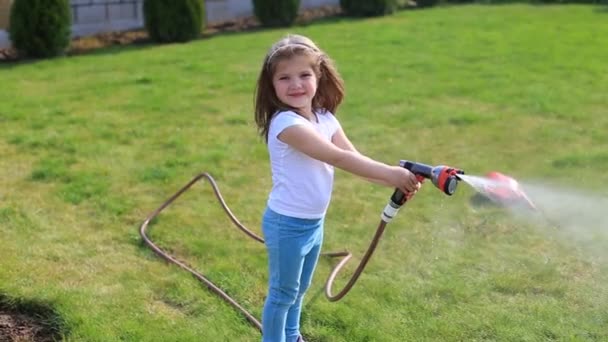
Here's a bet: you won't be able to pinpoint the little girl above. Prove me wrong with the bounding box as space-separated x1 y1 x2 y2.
254 34 419 342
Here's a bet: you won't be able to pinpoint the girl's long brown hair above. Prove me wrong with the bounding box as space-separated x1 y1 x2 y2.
254 34 345 142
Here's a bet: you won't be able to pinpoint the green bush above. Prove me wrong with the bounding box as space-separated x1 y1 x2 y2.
396 0 413 8
8 0 71 58
443 0 474 3
340 0 398 17
416 0 440 7
252 0 300 27
143 0 204 43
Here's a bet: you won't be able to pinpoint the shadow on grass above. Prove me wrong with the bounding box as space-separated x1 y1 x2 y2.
0 292 69 341
433 1 607 7
594 3 608 11
0 39 159 70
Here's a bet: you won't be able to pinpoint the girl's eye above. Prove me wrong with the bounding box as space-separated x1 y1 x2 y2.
279 76 289 81
301 73 312 78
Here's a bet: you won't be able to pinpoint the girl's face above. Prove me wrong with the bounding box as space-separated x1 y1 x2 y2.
272 54 318 118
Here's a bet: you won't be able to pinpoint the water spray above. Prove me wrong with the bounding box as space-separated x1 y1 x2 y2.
461 171 537 211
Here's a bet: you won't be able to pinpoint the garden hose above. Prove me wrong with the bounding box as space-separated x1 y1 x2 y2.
139 172 393 333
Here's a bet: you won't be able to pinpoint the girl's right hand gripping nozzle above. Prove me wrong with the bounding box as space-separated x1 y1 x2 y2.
382 160 464 223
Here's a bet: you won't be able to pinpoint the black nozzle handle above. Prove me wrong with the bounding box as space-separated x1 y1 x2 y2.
400 160 434 179
390 188 408 206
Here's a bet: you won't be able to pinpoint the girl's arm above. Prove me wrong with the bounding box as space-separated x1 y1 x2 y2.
278 125 418 194
331 126 395 187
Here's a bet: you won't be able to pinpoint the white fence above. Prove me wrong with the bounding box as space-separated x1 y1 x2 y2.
0 0 339 49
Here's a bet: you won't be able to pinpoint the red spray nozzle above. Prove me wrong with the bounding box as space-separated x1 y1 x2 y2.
399 160 464 196
383 161 464 222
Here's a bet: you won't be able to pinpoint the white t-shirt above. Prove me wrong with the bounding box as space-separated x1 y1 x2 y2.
267 110 342 219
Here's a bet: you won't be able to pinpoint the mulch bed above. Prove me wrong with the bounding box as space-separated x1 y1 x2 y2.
0 310 57 342
0 5 343 62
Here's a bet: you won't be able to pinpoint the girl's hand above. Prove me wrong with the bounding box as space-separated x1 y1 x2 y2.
406 180 423 200
389 166 420 194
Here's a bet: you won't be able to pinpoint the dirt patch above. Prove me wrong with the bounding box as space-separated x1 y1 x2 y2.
0 294 65 342
0 5 343 61
0 310 57 342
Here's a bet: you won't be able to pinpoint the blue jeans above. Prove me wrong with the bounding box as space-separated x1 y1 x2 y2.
261 207 324 342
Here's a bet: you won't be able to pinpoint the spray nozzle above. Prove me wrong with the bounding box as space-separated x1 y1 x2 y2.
381 160 464 223
400 160 464 196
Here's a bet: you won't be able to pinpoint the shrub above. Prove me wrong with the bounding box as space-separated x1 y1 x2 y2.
143 0 204 43
396 0 412 8
340 0 398 17
416 0 440 7
252 0 300 27
8 0 71 58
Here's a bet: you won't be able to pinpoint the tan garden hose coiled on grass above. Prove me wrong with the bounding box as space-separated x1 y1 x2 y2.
139 172 390 333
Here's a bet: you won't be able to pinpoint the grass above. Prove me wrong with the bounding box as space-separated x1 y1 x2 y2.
1 4 608 341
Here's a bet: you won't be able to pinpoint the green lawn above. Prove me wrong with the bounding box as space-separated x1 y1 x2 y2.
1 4 607 341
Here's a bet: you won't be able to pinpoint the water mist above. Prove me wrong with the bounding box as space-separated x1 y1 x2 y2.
459 174 608 260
